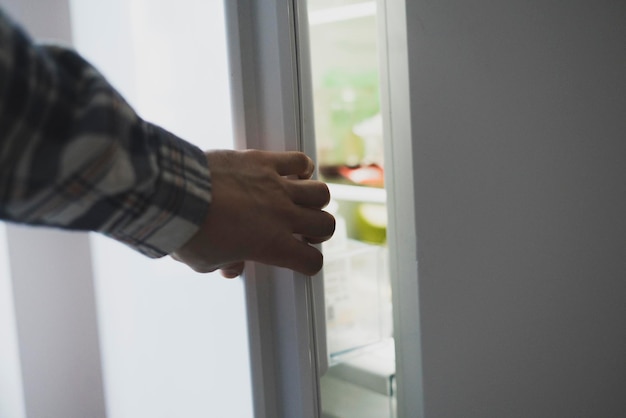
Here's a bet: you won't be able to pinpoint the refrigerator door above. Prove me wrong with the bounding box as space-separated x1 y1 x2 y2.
224 1 420 417
224 1 326 417
305 1 423 415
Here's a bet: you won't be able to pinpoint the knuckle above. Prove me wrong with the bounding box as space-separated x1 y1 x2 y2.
243 148 263 158
293 152 313 174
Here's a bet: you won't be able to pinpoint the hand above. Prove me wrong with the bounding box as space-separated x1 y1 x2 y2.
172 149 335 278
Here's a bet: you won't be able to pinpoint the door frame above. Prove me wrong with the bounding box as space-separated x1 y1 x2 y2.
377 0 424 416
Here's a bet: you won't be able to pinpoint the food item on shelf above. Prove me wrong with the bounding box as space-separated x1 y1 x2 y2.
338 163 383 188
316 69 381 168
319 163 384 188
355 203 387 244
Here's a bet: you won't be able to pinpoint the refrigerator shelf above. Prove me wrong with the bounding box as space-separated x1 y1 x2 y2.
328 182 386 204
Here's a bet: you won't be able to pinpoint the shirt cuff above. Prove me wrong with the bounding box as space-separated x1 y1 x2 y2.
103 124 212 258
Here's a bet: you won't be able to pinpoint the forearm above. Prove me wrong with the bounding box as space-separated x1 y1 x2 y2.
0 8 211 257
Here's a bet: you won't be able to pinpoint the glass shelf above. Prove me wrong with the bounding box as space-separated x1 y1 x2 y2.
328 183 386 204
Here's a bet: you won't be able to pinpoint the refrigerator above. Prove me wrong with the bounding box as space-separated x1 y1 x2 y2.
224 0 420 417
5 1 626 417
0 0 419 417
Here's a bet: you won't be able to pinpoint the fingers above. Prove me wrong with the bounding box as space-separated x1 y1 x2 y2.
190 149 333 277
248 150 314 179
220 262 245 279
291 207 336 240
269 238 325 276
275 151 314 178
285 179 330 208
302 235 328 245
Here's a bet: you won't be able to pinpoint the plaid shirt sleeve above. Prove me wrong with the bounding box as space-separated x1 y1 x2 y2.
0 9 212 258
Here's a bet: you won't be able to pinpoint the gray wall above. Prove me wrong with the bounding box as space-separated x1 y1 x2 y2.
407 1 626 417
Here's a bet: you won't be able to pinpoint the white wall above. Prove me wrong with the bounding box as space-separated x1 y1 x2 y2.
1 1 253 417
406 1 626 416
1 2 107 417
0 224 25 418
69 1 253 417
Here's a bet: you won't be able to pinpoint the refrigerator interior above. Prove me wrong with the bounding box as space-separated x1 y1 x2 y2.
306 1 396 416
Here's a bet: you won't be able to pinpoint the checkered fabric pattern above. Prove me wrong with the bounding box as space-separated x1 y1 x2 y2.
0 8 212 257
